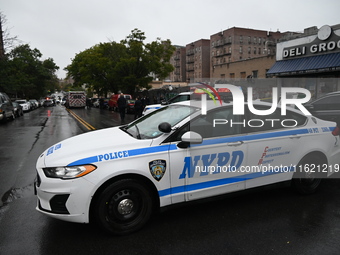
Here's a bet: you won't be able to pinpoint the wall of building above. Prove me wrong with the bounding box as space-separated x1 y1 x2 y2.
211 54 276 79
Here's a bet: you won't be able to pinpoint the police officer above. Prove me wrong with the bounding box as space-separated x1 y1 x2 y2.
117 93 127 124
134 97 143 119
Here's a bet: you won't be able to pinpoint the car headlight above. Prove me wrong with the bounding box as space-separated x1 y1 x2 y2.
43 165 97 179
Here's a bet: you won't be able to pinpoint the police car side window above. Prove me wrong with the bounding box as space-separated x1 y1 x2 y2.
165 107 242 142
190 107 242 139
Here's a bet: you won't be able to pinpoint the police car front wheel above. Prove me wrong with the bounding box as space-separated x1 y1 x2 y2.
93 179 153 235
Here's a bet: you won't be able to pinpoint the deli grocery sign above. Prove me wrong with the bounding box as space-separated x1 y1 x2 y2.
283 25 340 59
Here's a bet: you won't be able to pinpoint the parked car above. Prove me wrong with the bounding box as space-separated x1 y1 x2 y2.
29 99 39 110
39 99 46 106
15 99 31 112
109 94 132 111
304 91 340 125
126 99 136 113
43 99 55 107
0 92 15 123
92 98 100 108
103 98 110 109
12 102 24 117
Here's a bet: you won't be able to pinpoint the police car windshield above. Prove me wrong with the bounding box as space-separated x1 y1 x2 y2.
123 105 198 139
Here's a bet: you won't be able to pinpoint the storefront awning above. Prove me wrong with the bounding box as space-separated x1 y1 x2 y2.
267 52 340 76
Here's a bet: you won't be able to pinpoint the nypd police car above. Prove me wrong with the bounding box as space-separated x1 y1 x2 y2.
143 91 192 115
35 99 340 235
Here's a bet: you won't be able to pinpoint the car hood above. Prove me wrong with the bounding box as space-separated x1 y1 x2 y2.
38 127 153 168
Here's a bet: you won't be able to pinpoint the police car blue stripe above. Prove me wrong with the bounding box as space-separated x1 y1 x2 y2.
146 107 161 110
158 166 295 197
67 144 178 166
68 156 99 166
67 127 333 166
128 144 177 157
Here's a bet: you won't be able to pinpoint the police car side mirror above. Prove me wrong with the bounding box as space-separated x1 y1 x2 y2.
177 131 203 149
161 100 168 105
158 122 172 133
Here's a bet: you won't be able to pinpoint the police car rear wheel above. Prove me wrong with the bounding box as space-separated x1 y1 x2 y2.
292 155 323 194
94 179 153 235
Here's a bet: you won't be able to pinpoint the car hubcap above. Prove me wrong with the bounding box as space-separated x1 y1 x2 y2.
117 199 134 215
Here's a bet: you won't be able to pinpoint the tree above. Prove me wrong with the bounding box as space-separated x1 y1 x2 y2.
1 44 59 98
116 29 175 95
65 42 127 97
66 29 175 96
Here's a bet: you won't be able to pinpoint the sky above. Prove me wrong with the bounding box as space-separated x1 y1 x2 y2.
1 0 340 79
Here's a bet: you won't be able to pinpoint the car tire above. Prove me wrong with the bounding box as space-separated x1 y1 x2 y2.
292 154 324 194
93 179 153 235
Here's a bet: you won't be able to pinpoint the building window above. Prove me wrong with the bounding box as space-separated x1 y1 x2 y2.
248 47 251 54
254 47 257 54
230 73 235 78
248 36 251 44
254 37 257 44
252 70 258 78
258 48 261 54
228 36 232 43
241 72 246 78
229 47 232 53
239 46 243 53
240 35 243 43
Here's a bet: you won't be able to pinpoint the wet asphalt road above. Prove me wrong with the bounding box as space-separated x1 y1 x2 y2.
1 105 340 254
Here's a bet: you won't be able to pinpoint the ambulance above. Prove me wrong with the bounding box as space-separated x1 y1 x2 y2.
65 91 86 108
35 98 340 235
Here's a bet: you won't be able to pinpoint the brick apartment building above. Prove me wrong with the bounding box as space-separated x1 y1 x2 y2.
168 27 288 83
211 27 283 80
169 46 186 82
185 39 211 83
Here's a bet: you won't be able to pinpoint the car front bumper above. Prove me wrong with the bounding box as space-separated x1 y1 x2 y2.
35 171 96 223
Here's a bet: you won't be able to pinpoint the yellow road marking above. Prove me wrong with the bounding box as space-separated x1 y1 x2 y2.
66 108 96 131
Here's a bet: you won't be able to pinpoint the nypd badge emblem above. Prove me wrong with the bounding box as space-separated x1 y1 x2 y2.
149 160 166 181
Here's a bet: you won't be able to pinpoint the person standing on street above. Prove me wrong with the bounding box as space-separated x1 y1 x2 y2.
134 97 143 120
117 93 127 124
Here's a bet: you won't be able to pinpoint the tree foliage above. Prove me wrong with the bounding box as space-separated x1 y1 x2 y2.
66 29 175 96
0 44 59 99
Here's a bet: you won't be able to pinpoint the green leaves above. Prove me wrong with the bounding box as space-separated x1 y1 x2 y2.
65 29 175 96
0 44 59 98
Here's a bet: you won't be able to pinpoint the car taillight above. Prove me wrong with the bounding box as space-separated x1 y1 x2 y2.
332 126 340 136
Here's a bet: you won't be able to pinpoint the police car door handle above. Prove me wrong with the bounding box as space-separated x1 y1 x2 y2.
227 141 244 146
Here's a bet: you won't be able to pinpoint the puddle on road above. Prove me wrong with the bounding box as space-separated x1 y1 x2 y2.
0 183 34 221
1 184 34 203
0 184 35 220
